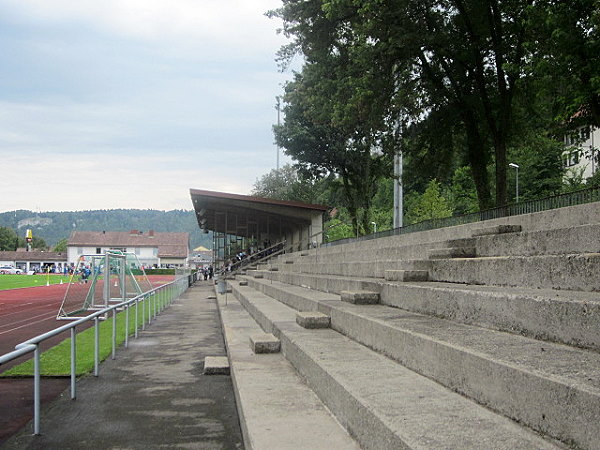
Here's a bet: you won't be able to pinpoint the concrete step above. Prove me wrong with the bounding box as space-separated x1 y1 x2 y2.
277 252 600 291
279 241 439 265
472 224 522 236
239 276 600 449
256 270 600 351
281 220 600 267
229 282 563 450
474 222 600 257
277 259 431 278
214 289 360 449
203 356 230 375
428 253 600 291
384 269 429 282
428 246 477 259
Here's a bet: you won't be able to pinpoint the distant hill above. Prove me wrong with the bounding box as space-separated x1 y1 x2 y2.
0 209 211 249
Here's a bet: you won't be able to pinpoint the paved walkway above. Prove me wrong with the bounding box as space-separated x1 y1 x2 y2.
1 281 243 449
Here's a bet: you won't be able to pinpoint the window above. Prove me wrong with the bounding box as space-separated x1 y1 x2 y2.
77 247 83 254
563 150 581 167
96 248 102 254
581 126 591 142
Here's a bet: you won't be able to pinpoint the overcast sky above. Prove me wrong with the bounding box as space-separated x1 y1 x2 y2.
0 0 294 212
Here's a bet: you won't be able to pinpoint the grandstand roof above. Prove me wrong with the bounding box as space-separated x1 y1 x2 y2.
0 251 67 262
189 188 328 237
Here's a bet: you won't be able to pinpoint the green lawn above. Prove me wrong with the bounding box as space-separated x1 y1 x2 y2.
0 274 72 290
1 298 154 376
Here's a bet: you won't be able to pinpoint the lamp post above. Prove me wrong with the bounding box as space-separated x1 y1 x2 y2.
509 163 519 203
371 222 377 234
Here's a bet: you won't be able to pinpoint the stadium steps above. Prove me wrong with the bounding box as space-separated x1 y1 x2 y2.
276 217 600 265
219 202 600 449
213 288 360 449
235 275 600 449
250 270 600 351
226 280 565 450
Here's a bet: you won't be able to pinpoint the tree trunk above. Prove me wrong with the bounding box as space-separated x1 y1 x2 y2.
495 134 508 206
462 110 493 210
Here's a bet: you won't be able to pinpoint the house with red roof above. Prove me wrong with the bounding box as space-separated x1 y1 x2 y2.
67 230 189 268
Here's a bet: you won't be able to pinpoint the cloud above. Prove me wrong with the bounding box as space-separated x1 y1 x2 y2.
0 0 293 213
0 0 285 54
0 148 272 211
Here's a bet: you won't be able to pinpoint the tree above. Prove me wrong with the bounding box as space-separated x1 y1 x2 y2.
251 164 326 204
0 227 18 251
16 235 48 251
529 0 600 127
508 133 565 201
274 62 390 236
405 179 453 225
53 238 68 253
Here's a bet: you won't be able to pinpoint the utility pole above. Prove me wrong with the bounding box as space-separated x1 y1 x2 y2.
276 96 281 171
393 120 403 229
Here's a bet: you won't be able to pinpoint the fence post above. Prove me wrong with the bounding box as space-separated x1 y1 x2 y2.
94 317 99 377
111 308 116 360
142 296 146 330
153 293 157 319
33 344 41 435
70 327 77 400
135 298 139 337
125 304 129 348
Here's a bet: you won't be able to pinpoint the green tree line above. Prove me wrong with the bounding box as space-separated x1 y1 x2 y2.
265 0 599 237
0 209 212 250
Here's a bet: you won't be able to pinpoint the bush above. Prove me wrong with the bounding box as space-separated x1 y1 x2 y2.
141 268 175 275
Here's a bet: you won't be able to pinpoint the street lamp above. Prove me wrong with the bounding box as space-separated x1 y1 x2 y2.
371 221 377 234
509 163 519 202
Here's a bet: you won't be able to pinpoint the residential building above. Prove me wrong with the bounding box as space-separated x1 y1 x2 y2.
67 230 189 268
563 125 599 179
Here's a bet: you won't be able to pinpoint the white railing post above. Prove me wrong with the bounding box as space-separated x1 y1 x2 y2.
70 327 77 400
125 304 129 348
111 308 116 360
33 344 41 435
94 317 99 377
135 298 139 338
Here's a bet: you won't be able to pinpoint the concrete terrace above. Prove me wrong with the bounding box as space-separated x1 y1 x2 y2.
226 201 600 450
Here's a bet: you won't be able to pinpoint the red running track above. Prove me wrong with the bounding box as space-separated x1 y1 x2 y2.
0 283 74 370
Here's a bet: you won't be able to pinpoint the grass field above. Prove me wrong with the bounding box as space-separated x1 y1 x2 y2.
0 274 72 291
1 300 152 377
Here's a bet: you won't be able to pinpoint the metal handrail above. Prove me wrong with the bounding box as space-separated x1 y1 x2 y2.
0 273 196 436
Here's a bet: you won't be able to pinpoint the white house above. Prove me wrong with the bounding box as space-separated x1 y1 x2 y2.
563 125 599 179
67 230 189 268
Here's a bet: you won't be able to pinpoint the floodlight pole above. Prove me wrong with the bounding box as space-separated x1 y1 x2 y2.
393 137 403 229
276 96 281 171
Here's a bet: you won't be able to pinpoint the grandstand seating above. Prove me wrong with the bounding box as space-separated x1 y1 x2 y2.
220 201 600 449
